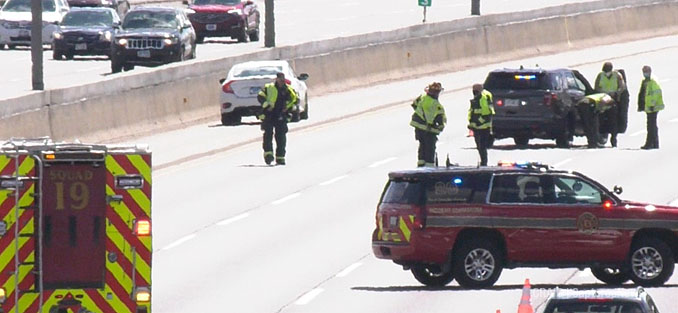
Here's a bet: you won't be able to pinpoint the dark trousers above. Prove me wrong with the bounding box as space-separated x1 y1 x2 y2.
601 106 618 147
577 104 599 148
644 112 659 148
262 118 288 159
473 128 491 166
415 129 437 166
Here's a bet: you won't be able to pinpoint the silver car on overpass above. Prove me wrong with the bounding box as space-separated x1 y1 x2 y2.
219 60 309 125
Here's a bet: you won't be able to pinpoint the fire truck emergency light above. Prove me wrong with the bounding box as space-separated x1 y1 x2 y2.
134 287 151 303
134 219 151 236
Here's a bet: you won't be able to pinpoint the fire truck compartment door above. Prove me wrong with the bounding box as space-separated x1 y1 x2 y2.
42 162 107 289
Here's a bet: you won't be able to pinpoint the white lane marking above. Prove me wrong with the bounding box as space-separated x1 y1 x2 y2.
162 233 197 251
319 175 348 186
578 268 592 278
336 262 363 278
631 130 646 137
271 192 301 205
368 157 397 168
553 158 573 168
294 288 324 305
217 213 250 226
670 118 678 123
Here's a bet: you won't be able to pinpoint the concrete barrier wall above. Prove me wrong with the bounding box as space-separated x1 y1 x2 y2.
2 0 678 142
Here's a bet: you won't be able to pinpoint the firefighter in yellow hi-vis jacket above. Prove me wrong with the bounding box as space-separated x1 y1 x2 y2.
410 82 446 167
468 83 495 166
257 72 298 165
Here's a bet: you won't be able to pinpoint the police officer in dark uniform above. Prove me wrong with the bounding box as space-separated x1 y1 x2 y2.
257 73 298 165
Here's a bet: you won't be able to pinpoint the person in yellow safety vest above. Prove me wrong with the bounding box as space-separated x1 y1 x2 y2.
594 62 626 147
467 84 495 166
410 82 446 167
257 72 299 165
576 93 614 148
638 65 664 150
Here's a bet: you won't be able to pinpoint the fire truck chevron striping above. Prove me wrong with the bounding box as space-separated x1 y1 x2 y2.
0 138 152 313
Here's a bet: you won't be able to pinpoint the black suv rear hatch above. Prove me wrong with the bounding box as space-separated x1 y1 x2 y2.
484 71 558 118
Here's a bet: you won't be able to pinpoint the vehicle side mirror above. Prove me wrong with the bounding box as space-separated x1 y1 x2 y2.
244 0 253 5
113 21 121 29
219 78 226 84
297 73 309 81
182 0 189 5
613 185 623 195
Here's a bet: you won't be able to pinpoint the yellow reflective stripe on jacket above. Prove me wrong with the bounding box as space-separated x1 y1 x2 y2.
644 79 664 113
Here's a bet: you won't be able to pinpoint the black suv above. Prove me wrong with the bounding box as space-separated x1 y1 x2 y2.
111 6 197 73
484 68 593 147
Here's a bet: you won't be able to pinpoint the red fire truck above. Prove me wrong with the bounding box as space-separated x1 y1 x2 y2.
0 138 152 313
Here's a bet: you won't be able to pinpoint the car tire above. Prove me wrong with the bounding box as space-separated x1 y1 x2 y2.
627 237 675 286
555 134 570 148
123 64 134 71
8 44 16 50
111 58 123 73
513 137 529 146
52 50 63 60
290 111 301 123
591 267 630 285
300 93 308 120
411 264 454 287
452 239 503 289
196 35 205 44
221 113 241 125
65 53 73 60
237 25 249 43
249 27 260 42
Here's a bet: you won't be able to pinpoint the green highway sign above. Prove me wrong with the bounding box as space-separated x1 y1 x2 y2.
418 0 431 7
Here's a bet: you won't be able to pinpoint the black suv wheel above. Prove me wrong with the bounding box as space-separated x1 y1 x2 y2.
627 237 674 286
452 239 503 289
411 264 454 287
591 266 630 285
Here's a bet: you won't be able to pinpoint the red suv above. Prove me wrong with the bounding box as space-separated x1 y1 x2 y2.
372 162 678 288
184 0 260 43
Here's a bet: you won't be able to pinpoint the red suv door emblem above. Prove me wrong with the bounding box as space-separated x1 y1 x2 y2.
577 212 599 234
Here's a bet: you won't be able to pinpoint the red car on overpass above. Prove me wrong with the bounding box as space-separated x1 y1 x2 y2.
184 0 260 43
372 161 678 288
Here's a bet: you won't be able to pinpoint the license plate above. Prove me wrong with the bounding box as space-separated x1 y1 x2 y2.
505 99 521 106
249 87 260 94
389 216 398 227
137 50 151 58
75 43 87 50
19 30 30 37
206 24 217 31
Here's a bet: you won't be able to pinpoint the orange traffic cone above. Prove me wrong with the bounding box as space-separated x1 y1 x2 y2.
517 279 534 313
497 310 501 313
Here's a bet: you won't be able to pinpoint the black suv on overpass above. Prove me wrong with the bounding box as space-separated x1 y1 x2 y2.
111 6 197 73
484 68 594 148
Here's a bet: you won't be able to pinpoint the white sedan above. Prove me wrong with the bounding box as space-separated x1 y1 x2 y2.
219 60 309 125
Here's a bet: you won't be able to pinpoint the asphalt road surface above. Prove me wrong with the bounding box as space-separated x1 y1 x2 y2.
139 35 678 313
1 0 592 100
